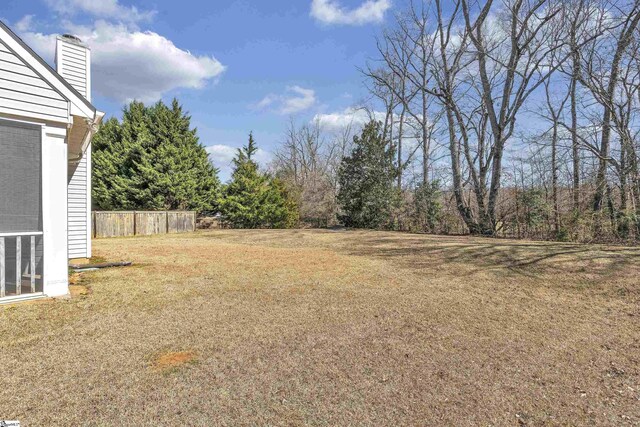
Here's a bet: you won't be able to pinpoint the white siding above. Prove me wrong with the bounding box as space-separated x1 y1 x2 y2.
68 148 90 259
0 40 68 123
56 39 89 100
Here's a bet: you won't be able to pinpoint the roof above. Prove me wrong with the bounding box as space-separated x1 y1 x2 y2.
0 20 97 117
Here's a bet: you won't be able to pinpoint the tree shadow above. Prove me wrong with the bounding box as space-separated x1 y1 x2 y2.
198 229 640 295
335 231 640 287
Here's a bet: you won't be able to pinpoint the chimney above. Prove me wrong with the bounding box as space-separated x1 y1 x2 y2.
55 34 91 102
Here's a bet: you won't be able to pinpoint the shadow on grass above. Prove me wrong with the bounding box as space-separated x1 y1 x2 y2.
336 232 640 284
195 228 640 292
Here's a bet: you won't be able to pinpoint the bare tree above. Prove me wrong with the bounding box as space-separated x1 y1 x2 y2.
577 0 640 219
455 0 568 233
274 119 351 226
538 79 571 234
363 27 420 189
366 2 441 186
271 0 640 243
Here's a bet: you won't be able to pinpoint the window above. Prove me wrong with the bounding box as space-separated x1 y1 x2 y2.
0 120 42 232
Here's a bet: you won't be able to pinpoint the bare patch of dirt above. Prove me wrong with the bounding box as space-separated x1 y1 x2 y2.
68 272 82 286
68 271 91 298
152 351 197 372
68 284 90 297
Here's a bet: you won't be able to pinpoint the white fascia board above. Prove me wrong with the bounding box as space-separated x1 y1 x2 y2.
0 24 95 121
69 102 93 119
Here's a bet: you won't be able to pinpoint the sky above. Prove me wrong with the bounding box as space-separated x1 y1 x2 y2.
1 0 396 181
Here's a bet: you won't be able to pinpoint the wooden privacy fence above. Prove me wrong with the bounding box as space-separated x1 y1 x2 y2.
93 211 197 238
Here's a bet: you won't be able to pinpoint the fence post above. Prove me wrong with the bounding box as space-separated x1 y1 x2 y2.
164 211 168 234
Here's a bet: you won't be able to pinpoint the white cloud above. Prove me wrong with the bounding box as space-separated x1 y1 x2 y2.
14 15 35 32
18 28 57 57
310 0 391 25
206 144 237 175
206 144 273 181
44 0 155 23
255 94 277 110
280 86 317 114
19 20 226 103
313 107 384 132
254 86 317 115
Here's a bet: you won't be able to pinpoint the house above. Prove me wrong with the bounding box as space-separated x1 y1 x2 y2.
0 21 103 303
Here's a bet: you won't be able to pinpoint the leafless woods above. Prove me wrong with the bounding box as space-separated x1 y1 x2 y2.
275 0 640 242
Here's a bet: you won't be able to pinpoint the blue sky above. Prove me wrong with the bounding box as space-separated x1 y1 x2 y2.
1 0 396 180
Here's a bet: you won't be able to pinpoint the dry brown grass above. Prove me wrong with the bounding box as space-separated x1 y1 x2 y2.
0 229 639 426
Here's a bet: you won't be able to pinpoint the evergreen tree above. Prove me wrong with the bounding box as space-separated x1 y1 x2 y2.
119 100 156 209
337 121 399 229
413 180 443 233
518 188 551 229
266 178 299 228
92 99 220 212
219 133 298 228
134 100 219 211
92 117 127 210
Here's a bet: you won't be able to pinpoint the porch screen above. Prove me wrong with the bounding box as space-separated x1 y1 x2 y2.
0 120 42 232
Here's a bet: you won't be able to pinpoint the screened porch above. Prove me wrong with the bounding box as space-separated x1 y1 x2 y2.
0 119 44 301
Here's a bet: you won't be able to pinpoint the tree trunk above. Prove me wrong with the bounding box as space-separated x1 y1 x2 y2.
397 105 405 189
422 87 429 186
551 122 560 235
445 105 476 232
570 56 580 211
628 142 640 238
593 9 640 217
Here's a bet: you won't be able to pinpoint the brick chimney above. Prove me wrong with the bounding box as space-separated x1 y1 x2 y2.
55 34 91 102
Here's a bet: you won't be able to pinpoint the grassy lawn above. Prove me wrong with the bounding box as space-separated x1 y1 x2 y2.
1 229 639 425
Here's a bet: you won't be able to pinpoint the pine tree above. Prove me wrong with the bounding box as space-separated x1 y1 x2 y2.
219 133 298 228
92 99 220 212
337 120 399 229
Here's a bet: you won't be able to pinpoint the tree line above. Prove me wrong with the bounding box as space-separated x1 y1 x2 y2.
93 0 640 243
274 0 640 243
92 99 297 229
